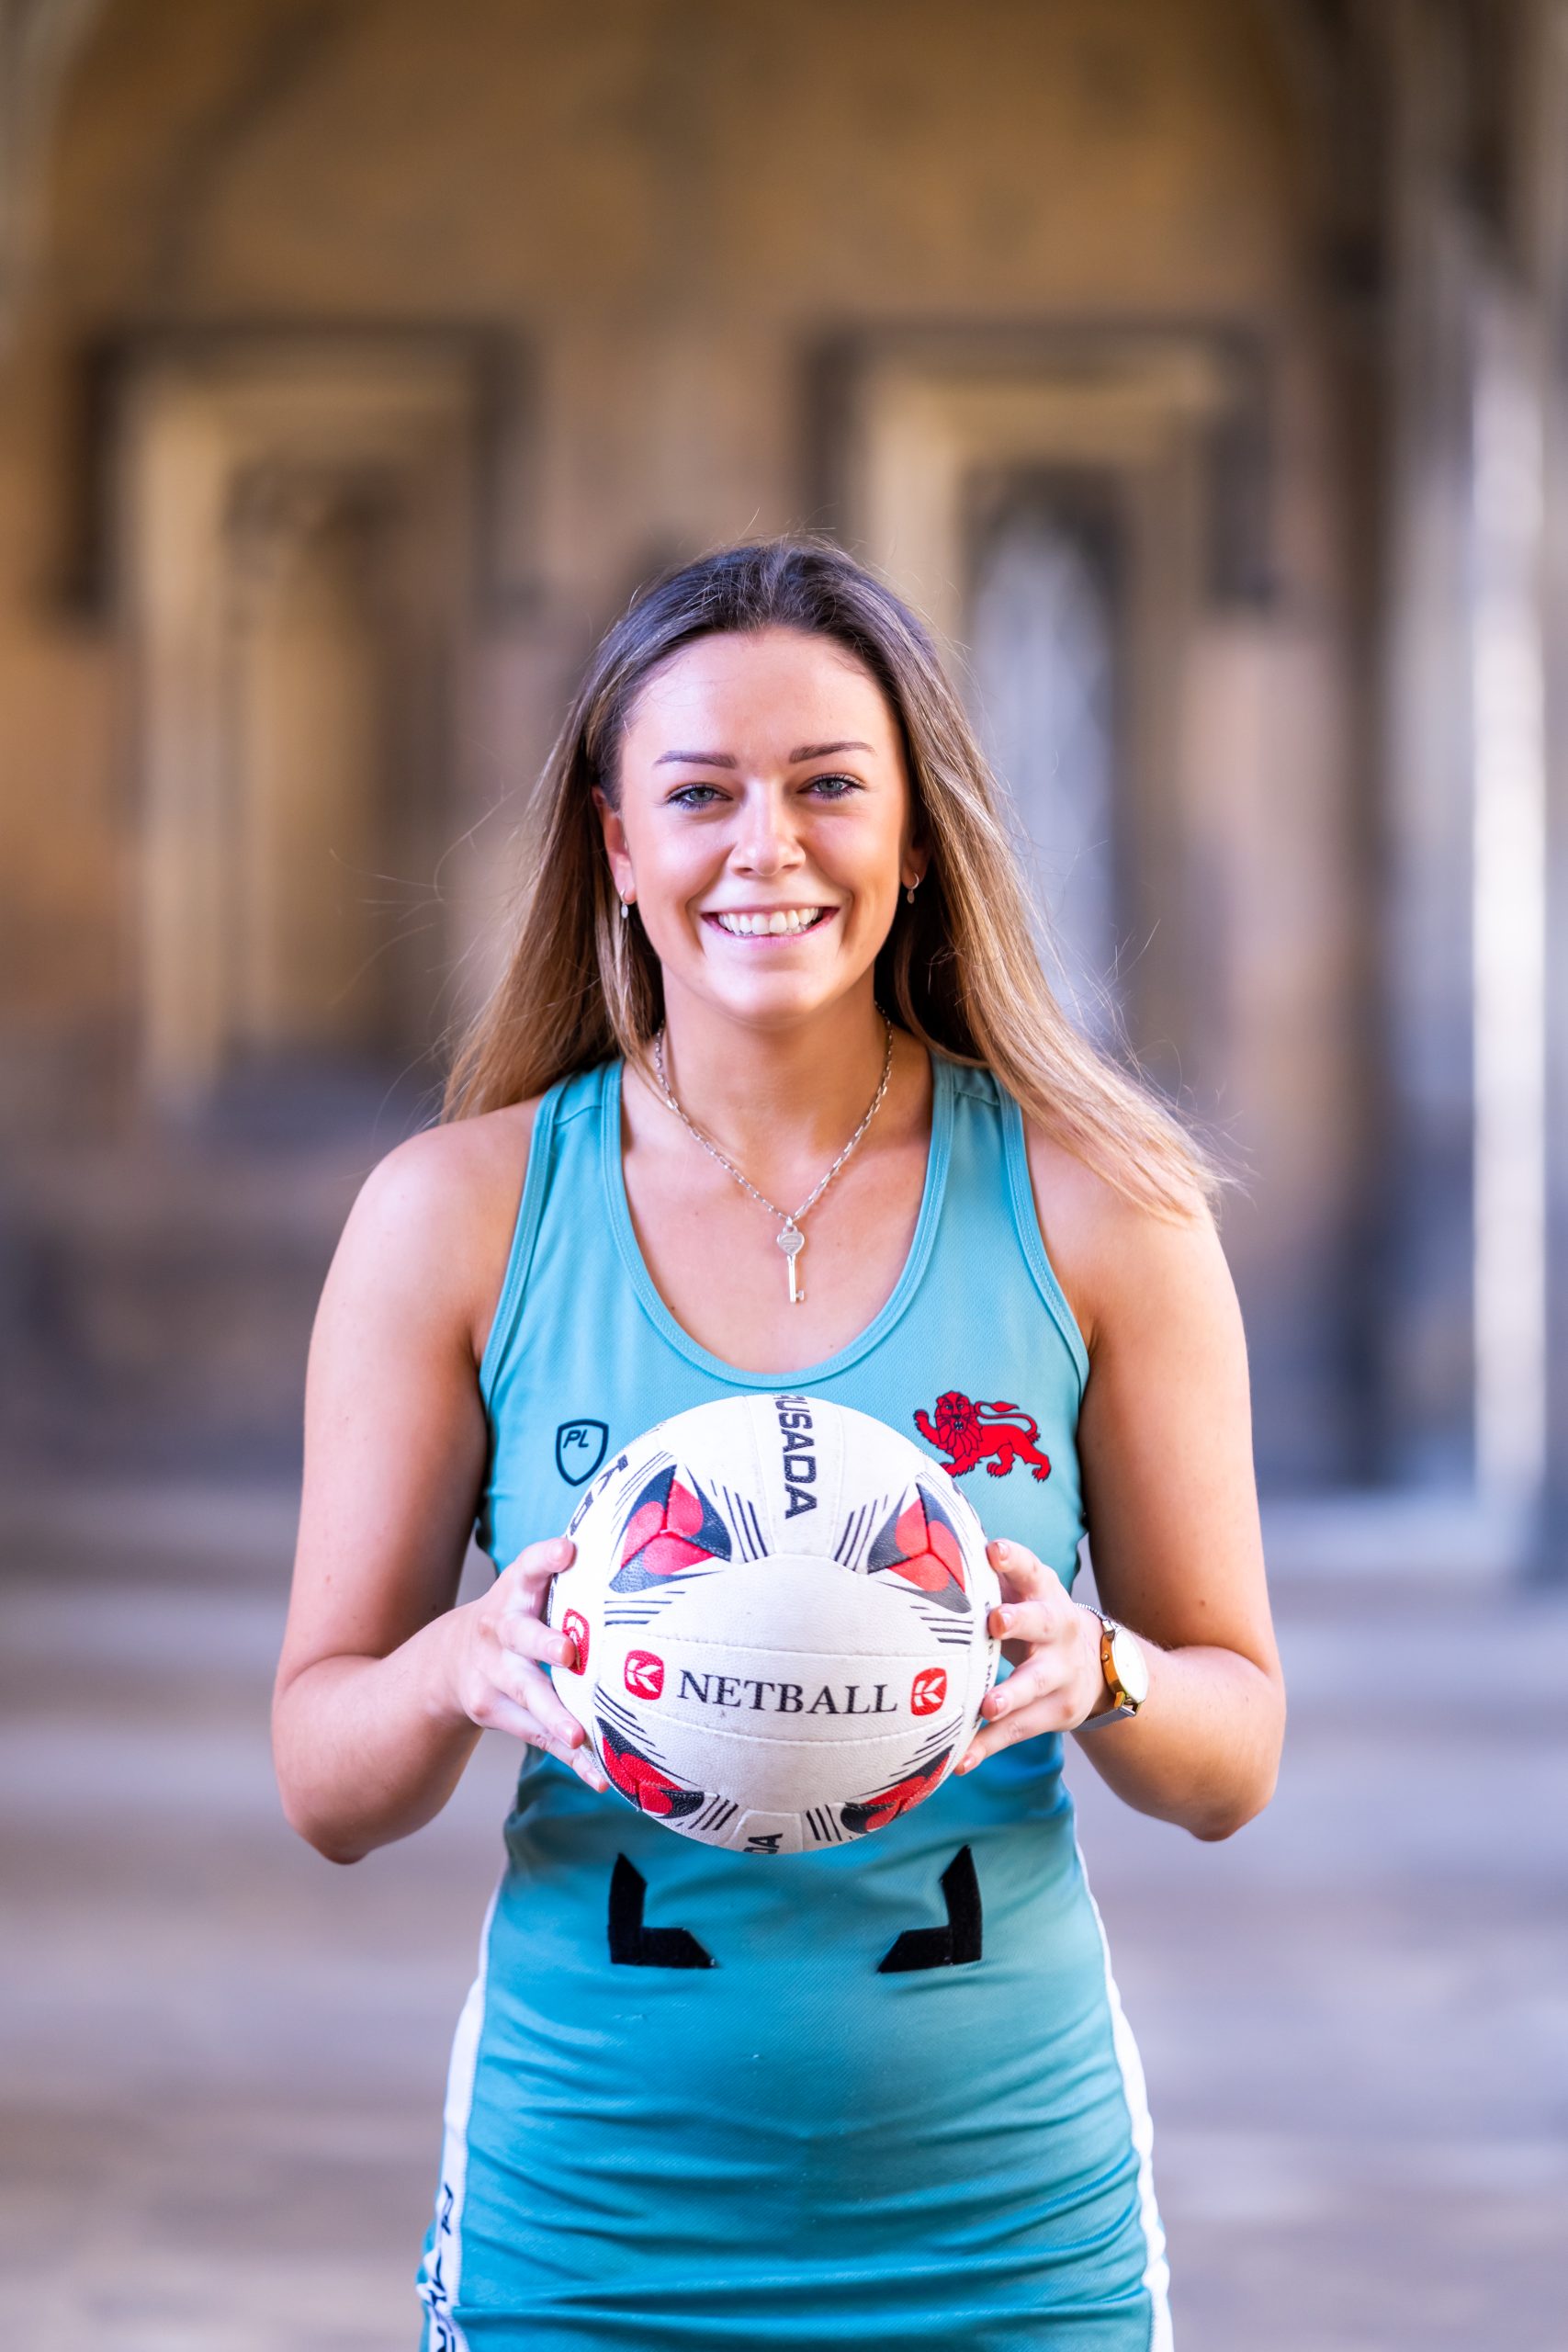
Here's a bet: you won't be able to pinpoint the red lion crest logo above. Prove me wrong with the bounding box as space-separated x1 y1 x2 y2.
914 1392 1052 1483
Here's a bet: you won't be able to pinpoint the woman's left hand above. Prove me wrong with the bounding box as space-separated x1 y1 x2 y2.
957 1539 1107 1773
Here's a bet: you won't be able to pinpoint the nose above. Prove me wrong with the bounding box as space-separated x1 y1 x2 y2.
731 783 805 879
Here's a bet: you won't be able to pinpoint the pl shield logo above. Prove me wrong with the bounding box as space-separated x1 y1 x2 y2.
556 1419 609 1485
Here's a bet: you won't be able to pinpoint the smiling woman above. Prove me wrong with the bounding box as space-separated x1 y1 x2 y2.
600 627 920 1046
273 537 1284 2351
445 541 1215 1228
590 621 925 1326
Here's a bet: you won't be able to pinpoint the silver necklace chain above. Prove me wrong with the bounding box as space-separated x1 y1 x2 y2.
649 1015 894 1305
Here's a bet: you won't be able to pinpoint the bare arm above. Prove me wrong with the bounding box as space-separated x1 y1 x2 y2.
272 1113 604 1868
957 1136 1284 1842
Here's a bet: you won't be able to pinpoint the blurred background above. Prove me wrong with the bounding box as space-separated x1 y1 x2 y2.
1 2 1565 2346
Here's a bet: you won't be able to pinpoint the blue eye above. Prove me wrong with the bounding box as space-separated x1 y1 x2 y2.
668 783 726 808
806 773 861 799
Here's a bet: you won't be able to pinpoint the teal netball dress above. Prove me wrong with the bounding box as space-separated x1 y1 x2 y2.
416 1050 1172 2350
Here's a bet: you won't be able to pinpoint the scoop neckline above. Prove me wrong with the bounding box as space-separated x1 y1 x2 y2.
601 1046 954 1388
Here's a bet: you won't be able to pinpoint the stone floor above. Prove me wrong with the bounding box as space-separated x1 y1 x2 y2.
2 1491 1565 2351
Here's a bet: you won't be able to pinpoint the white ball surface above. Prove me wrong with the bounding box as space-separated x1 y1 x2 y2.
545 1392 1001 1854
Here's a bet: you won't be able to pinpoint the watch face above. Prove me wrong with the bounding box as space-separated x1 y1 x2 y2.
1110 1625 1150 1706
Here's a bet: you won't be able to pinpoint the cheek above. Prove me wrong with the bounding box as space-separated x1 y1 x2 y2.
634 829 724 923
839 820 905 911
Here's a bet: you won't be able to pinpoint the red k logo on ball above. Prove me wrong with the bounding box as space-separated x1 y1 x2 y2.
561 1611 589 1674
910 1667 947 1716
625 1650 665 1700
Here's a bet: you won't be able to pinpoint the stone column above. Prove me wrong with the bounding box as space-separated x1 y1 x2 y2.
0 0 105 349
1374 1 1486 1482
1524 1 1568 1576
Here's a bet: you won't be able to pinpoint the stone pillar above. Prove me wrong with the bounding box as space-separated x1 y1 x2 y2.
1524 1 1568 1576
224 463 405 1059
119 339 477 1104
0 0 105 349
1375 2 1485 1482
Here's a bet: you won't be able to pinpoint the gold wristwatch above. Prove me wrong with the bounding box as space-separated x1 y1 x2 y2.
1075 1604 1150 1729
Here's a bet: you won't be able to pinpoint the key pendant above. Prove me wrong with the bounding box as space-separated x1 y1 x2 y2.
778 1221 806 1305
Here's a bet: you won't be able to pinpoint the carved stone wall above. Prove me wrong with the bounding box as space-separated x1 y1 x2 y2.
118 336 476 1101
0 0 1398 1487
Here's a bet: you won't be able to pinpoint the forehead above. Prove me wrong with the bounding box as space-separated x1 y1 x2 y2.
623 627 898 763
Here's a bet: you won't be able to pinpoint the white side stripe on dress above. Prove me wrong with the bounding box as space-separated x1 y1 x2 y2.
415 1883 501 2352
1076 1837 1175 2351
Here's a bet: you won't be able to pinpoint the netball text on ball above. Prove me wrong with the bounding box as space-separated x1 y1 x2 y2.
622 1656 947 1718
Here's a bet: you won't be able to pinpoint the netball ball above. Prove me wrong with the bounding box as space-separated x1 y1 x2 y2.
545 1391 1001 1854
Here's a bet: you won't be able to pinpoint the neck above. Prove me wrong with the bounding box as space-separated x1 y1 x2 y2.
647 985 891 1170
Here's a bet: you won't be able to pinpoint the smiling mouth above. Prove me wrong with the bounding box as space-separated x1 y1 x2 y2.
705 907 835 938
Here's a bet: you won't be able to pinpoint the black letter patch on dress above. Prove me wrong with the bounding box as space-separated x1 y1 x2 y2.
607 1854 715 1969
556 1419 609 1484
877 1846 983 1973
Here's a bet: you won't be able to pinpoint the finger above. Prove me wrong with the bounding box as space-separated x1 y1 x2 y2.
495 1611 581 1672
986 1538 1055 1607
978 1652 1075 1725
499 1534 577 1599
960 1676 1079 1770
958 1700 1069 1771
483 1667 603 1777
475 1690 609 1790
987 1595 1071 1647
466 1684 558 1747
493 1651 592 1754
569 1745 610 1793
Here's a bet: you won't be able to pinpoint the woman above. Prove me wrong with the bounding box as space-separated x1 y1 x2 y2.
273 538 1284 2350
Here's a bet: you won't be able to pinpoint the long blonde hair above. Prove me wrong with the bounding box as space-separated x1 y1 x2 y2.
443 537 1221 1217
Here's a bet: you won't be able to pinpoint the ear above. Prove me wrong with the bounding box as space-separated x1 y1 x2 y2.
899 793 931 899
592 786 635 906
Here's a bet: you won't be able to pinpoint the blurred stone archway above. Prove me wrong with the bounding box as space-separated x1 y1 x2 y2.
0 0 1562 1556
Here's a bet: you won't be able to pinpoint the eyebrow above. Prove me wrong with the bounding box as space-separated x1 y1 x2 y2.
652 740 875 768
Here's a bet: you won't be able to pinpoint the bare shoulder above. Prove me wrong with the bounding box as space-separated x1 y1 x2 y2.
328 1098 542 1369
1020 1118 1236 1363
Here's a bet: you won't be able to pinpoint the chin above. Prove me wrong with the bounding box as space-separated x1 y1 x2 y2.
686 959 859 1030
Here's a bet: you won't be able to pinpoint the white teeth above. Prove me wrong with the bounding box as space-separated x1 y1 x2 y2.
714 908 825 937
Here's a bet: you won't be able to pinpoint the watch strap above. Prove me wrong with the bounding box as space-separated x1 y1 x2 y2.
1074 1602 1142 1730
1077 1699 1138 1731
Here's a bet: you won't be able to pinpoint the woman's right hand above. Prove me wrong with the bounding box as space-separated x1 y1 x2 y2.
438 1534 609 1792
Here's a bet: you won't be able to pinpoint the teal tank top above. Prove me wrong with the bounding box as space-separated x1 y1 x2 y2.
417 1050 1172 2351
